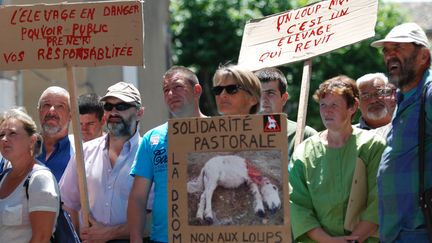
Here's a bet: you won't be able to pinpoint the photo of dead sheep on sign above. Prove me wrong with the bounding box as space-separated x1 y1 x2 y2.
187 150 283 226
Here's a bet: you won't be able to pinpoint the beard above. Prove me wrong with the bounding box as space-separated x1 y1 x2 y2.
367 106 388 120
386 49 419 88
42 124 62 135
107 115 135 137
41 115 62 135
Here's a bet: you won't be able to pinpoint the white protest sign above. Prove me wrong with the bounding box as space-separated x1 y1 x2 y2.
238 0 378 70
0 0 143 70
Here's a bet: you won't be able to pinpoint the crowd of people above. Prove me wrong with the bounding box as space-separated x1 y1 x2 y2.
0 22 431 243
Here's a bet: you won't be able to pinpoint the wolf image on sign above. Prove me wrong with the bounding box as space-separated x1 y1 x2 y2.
187 155 281 225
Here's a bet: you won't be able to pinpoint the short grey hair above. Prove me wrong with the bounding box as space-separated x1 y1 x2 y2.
356 73 388 86
37 86 70 109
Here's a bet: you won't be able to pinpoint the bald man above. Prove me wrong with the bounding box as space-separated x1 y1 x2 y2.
37 86 73 181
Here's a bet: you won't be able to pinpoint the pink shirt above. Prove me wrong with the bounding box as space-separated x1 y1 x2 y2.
60 132 142 226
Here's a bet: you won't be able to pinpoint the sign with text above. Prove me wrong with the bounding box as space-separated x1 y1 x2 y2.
0 0 143 70
168 114 290 243
238 0 378 70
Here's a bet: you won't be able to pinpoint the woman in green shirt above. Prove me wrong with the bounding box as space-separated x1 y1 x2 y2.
289 75 386 243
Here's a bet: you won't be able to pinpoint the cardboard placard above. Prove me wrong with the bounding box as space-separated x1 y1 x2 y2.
238 0 378 70
0 0 143 70
168 114 290 243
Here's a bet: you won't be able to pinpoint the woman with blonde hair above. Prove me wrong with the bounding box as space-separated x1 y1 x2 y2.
0 108 59 243
212 64 261 115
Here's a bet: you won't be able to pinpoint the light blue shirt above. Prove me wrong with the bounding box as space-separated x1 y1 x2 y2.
60 131 141 226
131 122 168 243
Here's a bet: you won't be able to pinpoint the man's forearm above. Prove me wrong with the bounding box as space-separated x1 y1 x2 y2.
128 199 147 242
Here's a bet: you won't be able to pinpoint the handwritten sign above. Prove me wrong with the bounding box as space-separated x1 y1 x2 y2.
168 114 290 243
0 1 143 70
238 0 378 70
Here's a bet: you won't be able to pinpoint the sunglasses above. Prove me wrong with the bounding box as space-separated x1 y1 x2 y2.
103 102 137 111
212 84 244 96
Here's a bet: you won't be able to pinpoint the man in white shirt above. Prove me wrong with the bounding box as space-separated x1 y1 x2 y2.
60 82 145 242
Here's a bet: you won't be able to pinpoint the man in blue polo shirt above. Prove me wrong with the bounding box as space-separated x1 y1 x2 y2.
37 86 74 182
128 66 206 243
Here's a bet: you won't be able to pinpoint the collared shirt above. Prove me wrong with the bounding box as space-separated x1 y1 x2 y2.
37 135 74 182
354 117 373 130
377 69 432 242
131 122 168 243
356 118 393 139
289 128 385 242
60 131 141 226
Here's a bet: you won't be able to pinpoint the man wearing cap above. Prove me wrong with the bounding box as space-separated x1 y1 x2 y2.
60 82 147 242
372 22 432 242
128 66 206 243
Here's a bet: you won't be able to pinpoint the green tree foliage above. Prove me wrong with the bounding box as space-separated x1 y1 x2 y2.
170 0 406 130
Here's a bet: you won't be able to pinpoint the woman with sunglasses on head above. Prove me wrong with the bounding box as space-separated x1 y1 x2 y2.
289 76 386 243
212 64 261 115
0 108 60 243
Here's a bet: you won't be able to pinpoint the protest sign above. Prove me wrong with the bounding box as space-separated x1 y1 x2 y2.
0 1 145 226
238 0 378 70
168 114 290 243
0 1 143 70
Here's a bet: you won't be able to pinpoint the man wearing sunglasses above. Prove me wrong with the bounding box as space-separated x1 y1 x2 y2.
254 67 317 158
60 82 147 242
355 73 396 138
128 66 206 243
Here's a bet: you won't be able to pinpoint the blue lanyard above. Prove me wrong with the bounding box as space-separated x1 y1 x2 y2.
0 158 12 182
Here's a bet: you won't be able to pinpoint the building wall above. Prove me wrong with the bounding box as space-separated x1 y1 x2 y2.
2 0 170 134
396 2 432 35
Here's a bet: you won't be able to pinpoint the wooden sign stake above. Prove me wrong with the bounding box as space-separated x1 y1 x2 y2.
294 59 312 148
66 65 90 227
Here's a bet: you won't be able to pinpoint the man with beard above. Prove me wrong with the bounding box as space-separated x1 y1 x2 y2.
371 22 432 242
37 86 73 182
355 73 396 137
128 66 206 243
60 82 146 242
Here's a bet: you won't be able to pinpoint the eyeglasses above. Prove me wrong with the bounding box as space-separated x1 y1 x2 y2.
360 88 395 100
103 102 137 111
212 84 244 96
